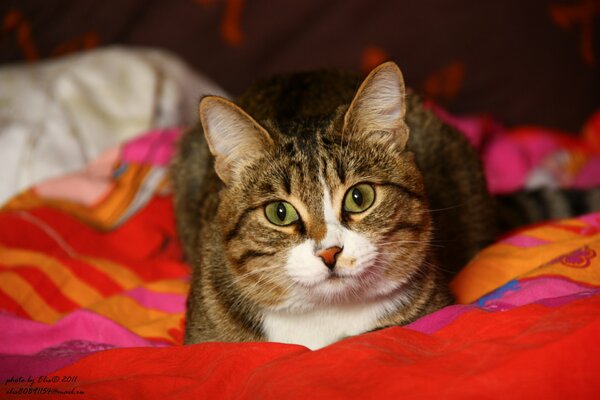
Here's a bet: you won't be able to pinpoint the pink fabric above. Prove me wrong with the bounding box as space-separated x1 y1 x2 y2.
34 146 119 206
430 105 600 193
484 277 600 309
121 128 181 166
406 304 473 334
501 234 550 248
0 311 161 355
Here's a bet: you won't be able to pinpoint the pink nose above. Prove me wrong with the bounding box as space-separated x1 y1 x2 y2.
316 246 343 270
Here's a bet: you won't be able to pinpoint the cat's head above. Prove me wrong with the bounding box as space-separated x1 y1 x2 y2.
200 62 432 311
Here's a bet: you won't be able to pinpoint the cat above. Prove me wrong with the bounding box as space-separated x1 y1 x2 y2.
171 61 586 350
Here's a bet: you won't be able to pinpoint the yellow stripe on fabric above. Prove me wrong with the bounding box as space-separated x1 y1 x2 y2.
88 296 179 340
451 233 600 304
91 164 152 228
81 256 142 289
0 247 103 307
144 279 189 295
0 272 60 323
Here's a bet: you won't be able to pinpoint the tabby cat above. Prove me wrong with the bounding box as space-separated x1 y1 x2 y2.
171 62 504 350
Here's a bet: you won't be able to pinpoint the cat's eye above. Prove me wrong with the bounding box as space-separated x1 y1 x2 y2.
264 201 299 226
343 184 375 213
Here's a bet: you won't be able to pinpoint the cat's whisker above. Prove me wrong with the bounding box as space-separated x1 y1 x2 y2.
420 259 455 275
227 264 282 282
224 265 285 290
240 272 288 292
230 274 291 311
378 236 451 244
239 273 282 293
421 203 466 213
377 240 445 248
379 236 453 244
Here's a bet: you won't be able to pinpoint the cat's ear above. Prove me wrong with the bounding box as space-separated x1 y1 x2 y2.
199 96 273 184
344 61 408 150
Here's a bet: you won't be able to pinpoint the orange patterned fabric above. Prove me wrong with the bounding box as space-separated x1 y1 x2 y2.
453 214 600 303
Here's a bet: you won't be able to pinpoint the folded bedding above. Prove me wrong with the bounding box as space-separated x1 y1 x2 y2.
1 108 600 398
0 47 227 206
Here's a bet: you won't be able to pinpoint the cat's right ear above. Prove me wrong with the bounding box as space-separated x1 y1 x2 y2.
343 61 409 151
199 96 273 184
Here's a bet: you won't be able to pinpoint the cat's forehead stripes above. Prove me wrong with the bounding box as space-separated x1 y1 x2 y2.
269 129 346 243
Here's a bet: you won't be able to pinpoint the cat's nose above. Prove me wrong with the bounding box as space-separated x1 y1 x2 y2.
316 246 343 270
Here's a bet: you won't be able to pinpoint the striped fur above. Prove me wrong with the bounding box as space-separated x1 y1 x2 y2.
496 188 600 232
172 62 495 349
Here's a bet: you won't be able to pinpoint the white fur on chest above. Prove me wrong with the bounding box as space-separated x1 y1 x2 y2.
262 301 393 350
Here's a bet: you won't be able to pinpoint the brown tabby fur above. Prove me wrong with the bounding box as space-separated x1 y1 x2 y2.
171 62 496 346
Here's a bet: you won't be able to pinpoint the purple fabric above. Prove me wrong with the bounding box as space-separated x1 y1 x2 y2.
0 310 161 355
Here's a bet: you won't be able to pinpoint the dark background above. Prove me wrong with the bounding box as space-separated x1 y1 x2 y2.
1 0 598 132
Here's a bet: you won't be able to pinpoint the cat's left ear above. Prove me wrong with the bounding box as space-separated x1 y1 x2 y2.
343 61 408 150
199 96 274 184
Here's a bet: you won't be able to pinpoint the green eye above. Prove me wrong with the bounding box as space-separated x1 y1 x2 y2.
265 201 299 226
343 184 375 213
